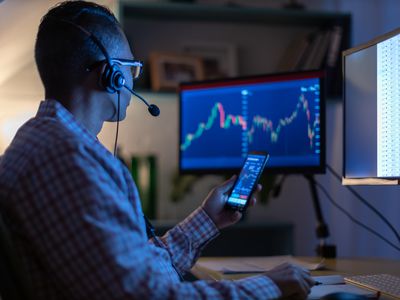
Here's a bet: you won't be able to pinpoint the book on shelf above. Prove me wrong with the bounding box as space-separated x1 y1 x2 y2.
325 25 344 96
300 30 325 70
277 33 311 72
305 29 332 70
326 25 343 68
277 24 345 96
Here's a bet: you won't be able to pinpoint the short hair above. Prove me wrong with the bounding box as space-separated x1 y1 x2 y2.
35 1 122 95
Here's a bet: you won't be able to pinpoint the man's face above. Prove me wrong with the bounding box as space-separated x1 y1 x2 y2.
105 33 135 122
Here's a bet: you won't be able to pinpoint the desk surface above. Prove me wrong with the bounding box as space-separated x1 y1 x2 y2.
309 256 400 277
192 256 400 279
191 256 400 299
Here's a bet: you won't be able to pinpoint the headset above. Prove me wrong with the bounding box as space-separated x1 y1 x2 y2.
50 17 160 116
76 23 125 94
49 17 160 156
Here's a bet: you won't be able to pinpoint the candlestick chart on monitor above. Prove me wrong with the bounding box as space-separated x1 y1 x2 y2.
179 71 325 173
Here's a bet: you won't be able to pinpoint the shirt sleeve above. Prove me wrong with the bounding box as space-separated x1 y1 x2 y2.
24 140 281 300
149 206 219 274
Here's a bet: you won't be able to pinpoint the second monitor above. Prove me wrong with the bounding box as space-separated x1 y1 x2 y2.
179 70 325 174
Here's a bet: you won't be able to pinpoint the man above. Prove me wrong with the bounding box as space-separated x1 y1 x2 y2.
0 1 314 299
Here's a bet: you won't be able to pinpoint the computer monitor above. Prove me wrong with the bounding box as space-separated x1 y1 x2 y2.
343 27 400 180
179 70 326 174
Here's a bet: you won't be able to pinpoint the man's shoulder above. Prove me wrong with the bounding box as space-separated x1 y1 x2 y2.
21 115 79 145
2 116 91 169
0 114 109 196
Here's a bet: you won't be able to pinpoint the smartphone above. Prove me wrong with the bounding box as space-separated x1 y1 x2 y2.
225 152 269 212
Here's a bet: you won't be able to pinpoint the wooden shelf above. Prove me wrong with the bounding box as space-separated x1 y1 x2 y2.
121 2 351 27
121 1 351 97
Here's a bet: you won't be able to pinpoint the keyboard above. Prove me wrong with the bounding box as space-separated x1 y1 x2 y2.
345 274 400 299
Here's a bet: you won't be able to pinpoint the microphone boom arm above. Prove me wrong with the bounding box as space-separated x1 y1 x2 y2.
123 85 160 117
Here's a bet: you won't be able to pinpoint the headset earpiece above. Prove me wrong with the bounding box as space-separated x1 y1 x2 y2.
51 18 127 94
53 18 159 116
102 63 125 94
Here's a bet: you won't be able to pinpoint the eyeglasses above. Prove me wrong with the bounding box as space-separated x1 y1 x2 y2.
110 58 143 80
87 58 143 80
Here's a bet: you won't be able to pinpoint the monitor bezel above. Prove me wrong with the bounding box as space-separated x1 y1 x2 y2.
179 70 326 175
342 27 400 179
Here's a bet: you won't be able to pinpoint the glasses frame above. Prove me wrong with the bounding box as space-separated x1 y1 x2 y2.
110 58 143 80
87 58 144 80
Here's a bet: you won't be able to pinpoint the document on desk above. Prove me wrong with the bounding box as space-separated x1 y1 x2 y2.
196 256 325 274
308 275 379 299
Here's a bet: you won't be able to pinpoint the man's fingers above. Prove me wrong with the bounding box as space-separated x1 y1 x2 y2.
249 197 257 206
230 211 242 222
303 273 316 287
247 184 261 207
298 276 311 297
296 267 314 286
218 175 237 194
297 269 314 297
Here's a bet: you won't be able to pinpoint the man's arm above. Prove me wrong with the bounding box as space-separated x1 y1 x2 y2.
149 206 219 274
151 176 246 274
21 141 285 299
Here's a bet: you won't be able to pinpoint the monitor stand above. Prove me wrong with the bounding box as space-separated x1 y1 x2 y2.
305 175 337 258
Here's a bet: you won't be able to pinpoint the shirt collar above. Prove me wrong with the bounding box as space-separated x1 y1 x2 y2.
36 99 98 142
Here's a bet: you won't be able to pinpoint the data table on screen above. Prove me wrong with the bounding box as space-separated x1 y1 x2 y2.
377 34 400 177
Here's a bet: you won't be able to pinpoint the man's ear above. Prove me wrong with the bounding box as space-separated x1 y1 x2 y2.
96 62 108 91
84 62 107 92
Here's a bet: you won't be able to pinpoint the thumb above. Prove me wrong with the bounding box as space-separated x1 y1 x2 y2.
217 175 237 194
230 211 242 223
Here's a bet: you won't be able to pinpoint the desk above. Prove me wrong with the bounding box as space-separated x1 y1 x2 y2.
191 257 400 299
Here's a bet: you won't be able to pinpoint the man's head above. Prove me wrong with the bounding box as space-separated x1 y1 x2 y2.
35 1 135 121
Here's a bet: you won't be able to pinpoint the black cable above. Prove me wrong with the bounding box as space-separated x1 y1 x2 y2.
111 92 183 280
113 91 120 157
272 175 287 198
314 179 400 252
326 164 400 244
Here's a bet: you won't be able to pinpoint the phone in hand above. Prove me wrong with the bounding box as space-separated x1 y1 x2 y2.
225 152 269 212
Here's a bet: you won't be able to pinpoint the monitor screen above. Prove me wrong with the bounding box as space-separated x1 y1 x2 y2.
179 70 325 174
344 28 400 179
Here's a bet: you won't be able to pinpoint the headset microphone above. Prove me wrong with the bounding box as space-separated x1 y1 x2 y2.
123 84 160 117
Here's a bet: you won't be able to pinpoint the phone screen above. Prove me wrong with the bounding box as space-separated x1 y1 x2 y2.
226 153 269 212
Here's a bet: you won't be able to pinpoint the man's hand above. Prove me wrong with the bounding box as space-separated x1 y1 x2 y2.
201 175 261 230
265 263 315 299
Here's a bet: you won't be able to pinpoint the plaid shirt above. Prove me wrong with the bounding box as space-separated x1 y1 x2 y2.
0 99 281 300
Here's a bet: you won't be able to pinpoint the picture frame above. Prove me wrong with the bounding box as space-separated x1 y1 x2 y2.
149 52 205 91
181 42 238 80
